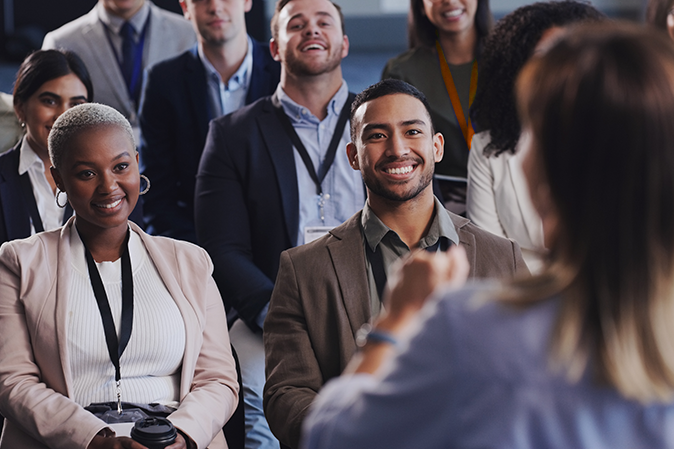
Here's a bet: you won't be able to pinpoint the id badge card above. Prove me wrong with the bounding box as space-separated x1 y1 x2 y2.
304 226 333 244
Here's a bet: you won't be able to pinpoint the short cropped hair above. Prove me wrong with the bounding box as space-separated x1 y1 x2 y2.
49 103 135 170
349 79 434 142
270 0 345 41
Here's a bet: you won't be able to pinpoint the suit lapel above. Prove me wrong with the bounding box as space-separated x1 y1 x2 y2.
451 214 478 278
259 96 300 247
327 214 371 334
84 8 133 116
143 3 164 67
507 153 543 247
55 221 75 396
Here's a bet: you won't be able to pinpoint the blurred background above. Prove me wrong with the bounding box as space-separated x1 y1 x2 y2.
0 0 645 94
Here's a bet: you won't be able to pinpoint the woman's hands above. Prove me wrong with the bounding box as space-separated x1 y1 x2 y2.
346 246 469 375
377 245 470 333
87 430 188 449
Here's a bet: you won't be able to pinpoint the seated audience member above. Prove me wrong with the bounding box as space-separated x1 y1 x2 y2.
139 0 280 243
0 93 22 154
263 79 527 449
382 0 493 213
303 23 674 449
42 0 196 140
195 0 366 446
0 103 238 449
1 50 93 245
646 0 674 40
467 0 603 273
0 50 143 247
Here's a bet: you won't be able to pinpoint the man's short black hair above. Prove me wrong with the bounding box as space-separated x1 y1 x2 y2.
350 79 435 142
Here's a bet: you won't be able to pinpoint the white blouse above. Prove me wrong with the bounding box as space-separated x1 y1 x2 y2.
66 226 186 408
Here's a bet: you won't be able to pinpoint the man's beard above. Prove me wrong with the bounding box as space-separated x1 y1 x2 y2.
283 44 343 77
362 158 433 203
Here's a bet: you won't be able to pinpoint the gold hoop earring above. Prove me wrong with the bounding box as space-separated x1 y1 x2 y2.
55 189 68 208
140 174 151 195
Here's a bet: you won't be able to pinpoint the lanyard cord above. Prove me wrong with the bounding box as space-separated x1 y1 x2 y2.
435 40 478 150
272 93 355 195
81 230 134 388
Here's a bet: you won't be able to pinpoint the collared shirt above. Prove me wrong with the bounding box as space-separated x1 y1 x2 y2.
198 37 254 119
18 136 68 234
98 0 151 64
276 81 366 247
361 196 459 317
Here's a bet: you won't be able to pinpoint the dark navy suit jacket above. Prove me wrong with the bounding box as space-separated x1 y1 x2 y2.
195 94 308 331
139 39 280 243
0 141 143 245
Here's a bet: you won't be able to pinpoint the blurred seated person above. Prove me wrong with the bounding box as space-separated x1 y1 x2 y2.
303 23 674 449
0 103 238 448
466 0 603 273
0 93 22 154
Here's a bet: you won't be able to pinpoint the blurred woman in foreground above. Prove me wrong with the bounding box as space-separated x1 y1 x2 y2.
303 23 674 449
0 103 237 448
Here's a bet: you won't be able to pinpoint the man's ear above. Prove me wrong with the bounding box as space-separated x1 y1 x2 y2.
179 0 189 19
433 132 444 163
270 39 281 62
346 142 360 171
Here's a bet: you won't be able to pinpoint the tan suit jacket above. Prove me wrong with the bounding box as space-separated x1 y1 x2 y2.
0 219 237 449
263 211 528 448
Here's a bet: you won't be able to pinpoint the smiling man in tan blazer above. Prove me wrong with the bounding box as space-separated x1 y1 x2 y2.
263 79 528 449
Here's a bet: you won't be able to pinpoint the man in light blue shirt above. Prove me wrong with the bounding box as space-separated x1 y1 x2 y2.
195 0 365 447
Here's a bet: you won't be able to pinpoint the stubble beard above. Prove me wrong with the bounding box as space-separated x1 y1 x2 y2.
362 159 434 203
283 42 343 77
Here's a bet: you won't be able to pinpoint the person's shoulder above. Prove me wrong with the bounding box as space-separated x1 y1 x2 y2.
284 212 363 260
136 227 213 271
149 2 192 28
43 7 98 43
0 227 62 265
0 144 20 177
146 48 196 79
212 95 274 127
384 46 435 75
451 211 511 246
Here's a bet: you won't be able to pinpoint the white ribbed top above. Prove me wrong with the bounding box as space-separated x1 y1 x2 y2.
67 227 186 408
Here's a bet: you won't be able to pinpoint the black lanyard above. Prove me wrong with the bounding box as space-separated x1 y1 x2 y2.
81 230 134 413
19 173 73 233
366 236 452 301
273 93 355 195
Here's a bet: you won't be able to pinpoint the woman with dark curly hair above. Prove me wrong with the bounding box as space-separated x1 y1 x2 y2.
467 0 602 273
382 0 493 212
646 0 674 39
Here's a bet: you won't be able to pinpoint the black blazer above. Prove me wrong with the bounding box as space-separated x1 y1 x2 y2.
0 141 143 245
139 39 281 243
195 94 309 330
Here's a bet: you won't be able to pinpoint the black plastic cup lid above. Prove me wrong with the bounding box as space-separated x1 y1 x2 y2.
130 417 177 446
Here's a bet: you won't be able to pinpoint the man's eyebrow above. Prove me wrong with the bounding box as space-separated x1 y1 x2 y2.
288 11 334 22
400 119 427 127
362 123 391 134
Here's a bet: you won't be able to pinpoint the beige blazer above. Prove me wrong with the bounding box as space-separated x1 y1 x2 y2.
0 219 237 449
263 210 528 448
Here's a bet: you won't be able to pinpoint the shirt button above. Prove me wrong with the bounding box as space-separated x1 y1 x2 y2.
324 193 331 200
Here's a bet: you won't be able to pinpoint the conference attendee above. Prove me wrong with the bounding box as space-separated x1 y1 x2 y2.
646 0 674 40
0 103 238 449
303 23 674 449
263 79 527 449
0 93 22 154
467 0 603 273
195 0 365 446
42 0 196 140
0 50 94 246
139 0 280 243
382 0 492 213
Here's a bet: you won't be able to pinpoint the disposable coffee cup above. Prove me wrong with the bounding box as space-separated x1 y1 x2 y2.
130 417 177 448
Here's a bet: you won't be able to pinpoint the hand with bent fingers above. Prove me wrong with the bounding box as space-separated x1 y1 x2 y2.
380 246 470 332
